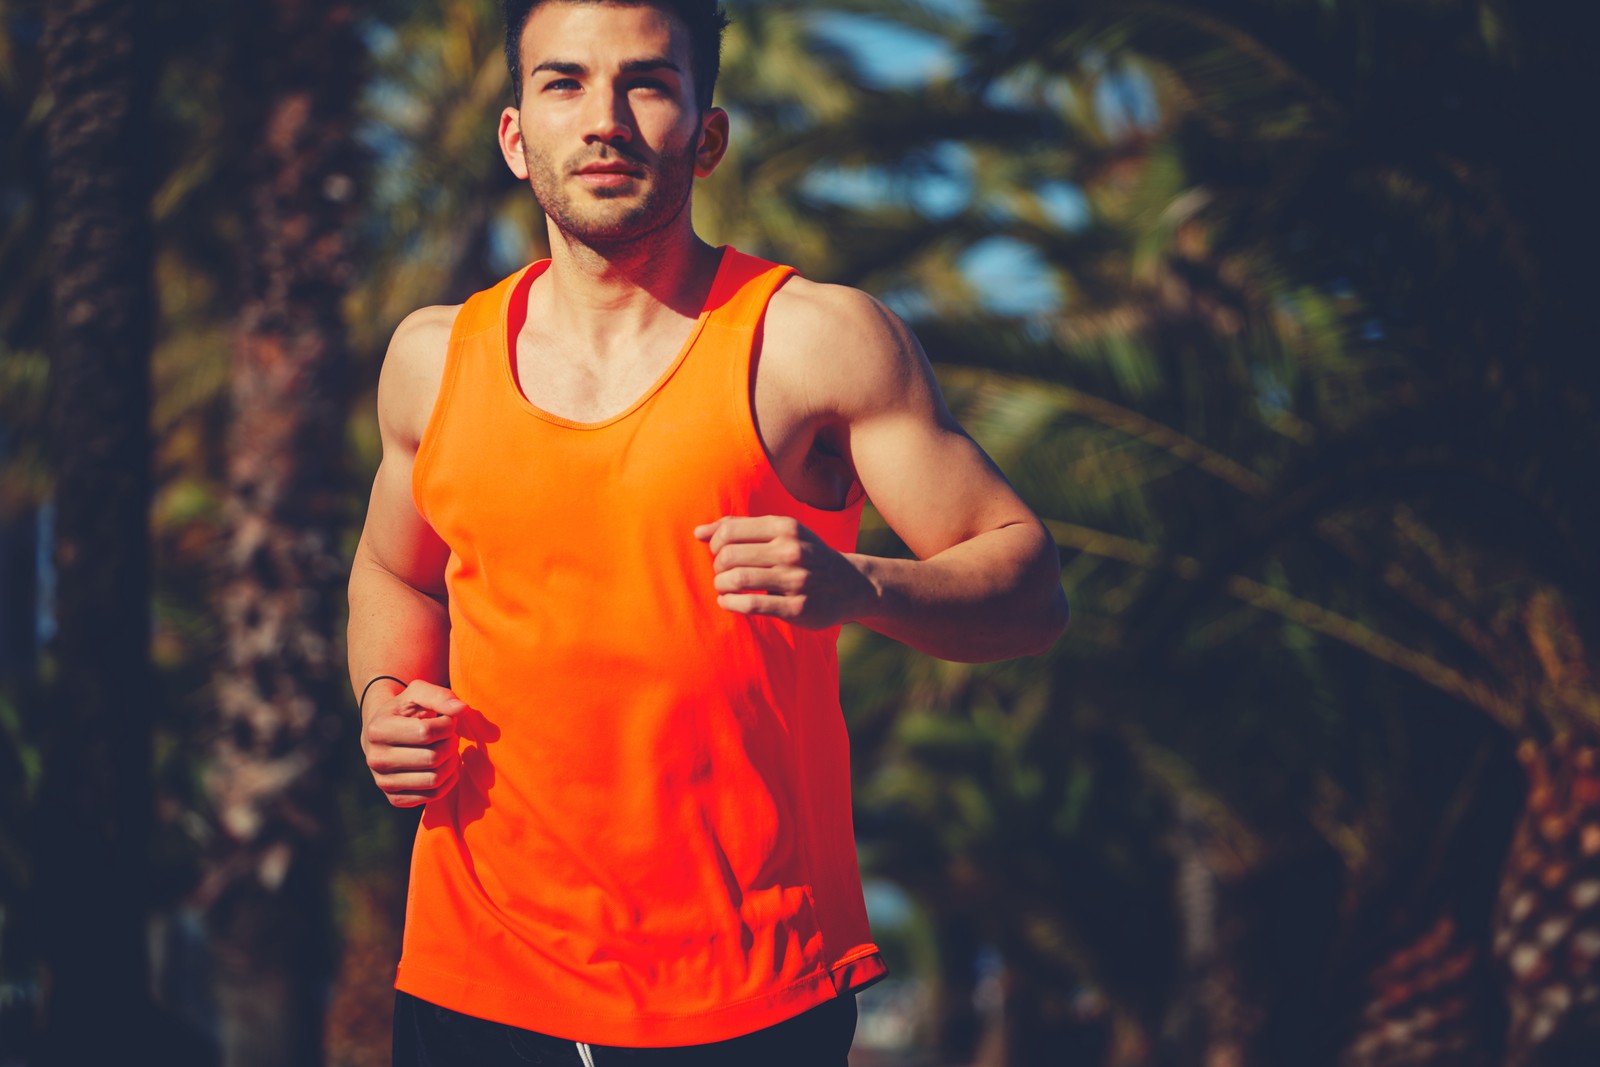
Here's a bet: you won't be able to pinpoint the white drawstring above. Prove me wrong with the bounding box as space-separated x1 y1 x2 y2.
576 1041 597 1067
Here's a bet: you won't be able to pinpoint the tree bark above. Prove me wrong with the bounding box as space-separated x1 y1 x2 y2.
1492 736 1600 1067
35 0 155 1062
1338 912 1500 1067
200 3 363 1064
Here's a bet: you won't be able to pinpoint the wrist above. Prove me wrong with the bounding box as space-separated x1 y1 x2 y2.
359 674 407 725
846 553 888 625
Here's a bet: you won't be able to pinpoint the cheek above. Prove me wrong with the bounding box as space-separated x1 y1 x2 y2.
661 119 706 161
636 104 698 147
520 140 558 178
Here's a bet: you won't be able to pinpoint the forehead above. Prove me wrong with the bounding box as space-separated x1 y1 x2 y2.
520 2 692 70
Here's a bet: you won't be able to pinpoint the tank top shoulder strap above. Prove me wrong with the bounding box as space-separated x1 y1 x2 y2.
414 263 539 509
700 248 795 340
453 263 537 347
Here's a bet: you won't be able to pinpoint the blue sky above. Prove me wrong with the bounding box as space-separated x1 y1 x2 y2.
804 6 1085 318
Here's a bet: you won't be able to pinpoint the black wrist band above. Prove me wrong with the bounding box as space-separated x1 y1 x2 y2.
360 675 407 713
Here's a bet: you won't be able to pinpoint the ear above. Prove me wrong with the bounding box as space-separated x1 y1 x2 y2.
693 107 730 178
498 107 530 181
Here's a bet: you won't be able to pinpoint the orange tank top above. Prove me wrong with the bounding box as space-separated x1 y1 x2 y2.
403 247 886 1045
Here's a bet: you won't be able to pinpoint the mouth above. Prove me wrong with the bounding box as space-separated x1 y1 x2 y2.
573 160 646 185
575 168 642 193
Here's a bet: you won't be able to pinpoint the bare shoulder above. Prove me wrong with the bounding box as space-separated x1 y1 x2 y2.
378 304 462 451
764 277 929 416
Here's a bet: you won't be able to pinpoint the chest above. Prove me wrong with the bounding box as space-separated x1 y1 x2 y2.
514 325 686 425
512 325 855 511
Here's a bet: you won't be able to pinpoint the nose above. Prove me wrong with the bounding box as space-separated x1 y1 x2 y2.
583 84 634 146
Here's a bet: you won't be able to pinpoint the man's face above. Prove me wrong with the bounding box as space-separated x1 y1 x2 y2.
505 2 715 248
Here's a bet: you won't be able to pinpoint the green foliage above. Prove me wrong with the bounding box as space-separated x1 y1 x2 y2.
827 0 1591 1055
3 0 1592 1059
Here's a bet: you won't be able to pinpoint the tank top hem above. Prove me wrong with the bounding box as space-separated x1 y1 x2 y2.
393 947 889 1046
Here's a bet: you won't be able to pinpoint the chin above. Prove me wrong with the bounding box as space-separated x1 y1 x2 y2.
568 209 665 243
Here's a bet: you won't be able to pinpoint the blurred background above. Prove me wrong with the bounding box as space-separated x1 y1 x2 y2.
2 0 1597 1064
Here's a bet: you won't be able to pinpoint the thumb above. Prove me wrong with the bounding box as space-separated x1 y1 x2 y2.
401 680 469 717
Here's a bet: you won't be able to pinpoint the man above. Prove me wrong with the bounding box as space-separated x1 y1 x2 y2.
347 1 1069 1063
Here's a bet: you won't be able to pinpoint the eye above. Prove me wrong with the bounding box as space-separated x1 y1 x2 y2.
629 78 670 94
542 78 580 92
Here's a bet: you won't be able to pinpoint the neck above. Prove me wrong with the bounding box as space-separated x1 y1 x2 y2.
538 209 722 346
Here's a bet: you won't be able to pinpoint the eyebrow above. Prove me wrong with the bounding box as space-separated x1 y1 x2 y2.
530 57 683 77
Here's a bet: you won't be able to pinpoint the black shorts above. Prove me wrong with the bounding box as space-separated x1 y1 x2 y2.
392 989 858 1067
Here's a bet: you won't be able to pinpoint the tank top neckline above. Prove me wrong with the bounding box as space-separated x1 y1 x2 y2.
497 246 733 431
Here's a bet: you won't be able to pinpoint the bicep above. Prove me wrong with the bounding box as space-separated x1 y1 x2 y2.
849 401 1040 561
839 307 1041 560
768 281 1042 560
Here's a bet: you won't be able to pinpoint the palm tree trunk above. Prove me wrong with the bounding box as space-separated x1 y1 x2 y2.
1484 596 1600 1064
1164 796 1266 1067
1338 912 1499 1067
201 3 363 1064
1492 736 1600 1066
35 0 154 1061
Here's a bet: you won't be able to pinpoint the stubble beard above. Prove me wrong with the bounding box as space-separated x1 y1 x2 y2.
523 138 697 254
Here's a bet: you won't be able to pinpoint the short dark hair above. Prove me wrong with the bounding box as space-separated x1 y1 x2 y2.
503 0 730 112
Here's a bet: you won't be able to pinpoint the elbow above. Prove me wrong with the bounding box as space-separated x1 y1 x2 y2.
1021 586 1070 658
976 584 1067 663
1047 585 1072 643
1020 524 1069 656
973 590 1066 662
932 587 1067 664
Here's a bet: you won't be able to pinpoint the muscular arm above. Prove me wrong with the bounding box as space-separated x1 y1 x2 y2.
701 283 1069 663
347 305 466 805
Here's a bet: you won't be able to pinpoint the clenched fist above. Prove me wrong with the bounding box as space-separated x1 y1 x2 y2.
360 679 465 808
694 515 879 630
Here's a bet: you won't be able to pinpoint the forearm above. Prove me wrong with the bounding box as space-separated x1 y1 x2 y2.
851 521 1068 662
346 549 451 722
